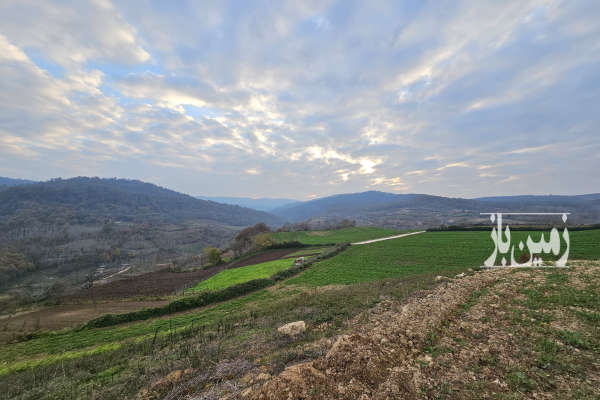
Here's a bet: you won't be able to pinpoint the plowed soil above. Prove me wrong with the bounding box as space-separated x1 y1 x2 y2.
66 249 301 301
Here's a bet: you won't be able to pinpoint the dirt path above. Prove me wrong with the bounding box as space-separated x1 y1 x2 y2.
247 261 600 399
351 230 426 245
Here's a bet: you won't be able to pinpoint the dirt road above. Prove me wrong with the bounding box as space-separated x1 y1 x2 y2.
351 230 426 245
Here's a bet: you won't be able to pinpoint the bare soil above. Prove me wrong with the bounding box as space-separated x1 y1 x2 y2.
66 249 300 301
0 300 168 342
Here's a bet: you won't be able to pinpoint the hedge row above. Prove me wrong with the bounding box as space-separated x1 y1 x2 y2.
82 243 350 330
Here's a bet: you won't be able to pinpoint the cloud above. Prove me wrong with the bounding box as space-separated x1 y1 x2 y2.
0 0 599 198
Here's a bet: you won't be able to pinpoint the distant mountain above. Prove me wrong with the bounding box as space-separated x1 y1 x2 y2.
272 190 600 228
476 194 600 202
197 196 299 212
0 177 37 187
0 177 282 228
272 191 479 221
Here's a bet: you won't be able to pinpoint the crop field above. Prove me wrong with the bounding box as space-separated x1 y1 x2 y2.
66 267 225 300
191 259 294 292
0 300 169 342
286 229 600 287
1 228 598 399
272 226 403 245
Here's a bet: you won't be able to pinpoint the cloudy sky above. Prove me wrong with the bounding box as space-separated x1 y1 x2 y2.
0 0 598 199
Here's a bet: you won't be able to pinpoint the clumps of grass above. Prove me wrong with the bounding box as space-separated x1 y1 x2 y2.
535 337 560 369
575 310 600 324
506 370 536 392
556 330 589 350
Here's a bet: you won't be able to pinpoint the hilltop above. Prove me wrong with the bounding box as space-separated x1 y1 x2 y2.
0 177 282 227
272 190 600 227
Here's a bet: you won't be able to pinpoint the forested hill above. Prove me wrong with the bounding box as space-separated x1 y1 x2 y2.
271 190 600 227
0 177 282 227
0 176 37 188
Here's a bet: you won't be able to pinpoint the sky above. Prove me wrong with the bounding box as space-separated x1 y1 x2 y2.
0 0 599 200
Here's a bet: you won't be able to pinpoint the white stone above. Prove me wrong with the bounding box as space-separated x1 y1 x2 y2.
277 321 306 337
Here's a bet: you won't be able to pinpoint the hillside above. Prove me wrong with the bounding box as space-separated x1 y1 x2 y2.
197 196 299 212
272 190 600 228
0 178 281 298
0 177 36 188
0 177 282 228
2 228 598 399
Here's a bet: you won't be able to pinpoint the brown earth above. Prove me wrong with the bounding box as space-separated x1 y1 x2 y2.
0 300 168 342
241 261 600 399
226 249 303 269
66 249 300 301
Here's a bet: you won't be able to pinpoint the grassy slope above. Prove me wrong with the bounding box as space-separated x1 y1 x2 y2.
1 229 598 397
287 230 600 287
272 227 403 245
191 259 294 292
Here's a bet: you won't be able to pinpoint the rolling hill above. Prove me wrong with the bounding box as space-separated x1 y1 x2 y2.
0 177 282 227
196 196 299 212
272 190 600 228
0 176 37 188
0 177 282 295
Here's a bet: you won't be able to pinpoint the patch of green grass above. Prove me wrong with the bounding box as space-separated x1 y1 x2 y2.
575 310 600 324
286 229 600 288
535 337 560 369
507 370 536 392
286 232 495 286
272 227 404 245
556 329 589 350
0 290 275 372
191 259 294 292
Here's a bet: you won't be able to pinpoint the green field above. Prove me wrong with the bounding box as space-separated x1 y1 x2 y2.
286 229 600 287
191 258 294 292
272 227 403 245
2 228 598 399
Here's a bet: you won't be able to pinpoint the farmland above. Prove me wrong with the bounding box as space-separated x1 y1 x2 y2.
1 228 598 399
190 258 294 292
287 229 600 287
272 226 403 245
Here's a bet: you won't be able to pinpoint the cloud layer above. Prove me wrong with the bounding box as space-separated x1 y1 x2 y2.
1 0 599 198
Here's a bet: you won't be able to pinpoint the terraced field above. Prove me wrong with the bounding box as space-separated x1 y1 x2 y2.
190 259 294 292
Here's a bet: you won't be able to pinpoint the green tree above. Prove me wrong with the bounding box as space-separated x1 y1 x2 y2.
203 246 222 265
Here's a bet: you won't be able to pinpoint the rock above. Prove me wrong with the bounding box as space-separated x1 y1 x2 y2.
455 273 466 278
241 388 253 397
277 321 306 337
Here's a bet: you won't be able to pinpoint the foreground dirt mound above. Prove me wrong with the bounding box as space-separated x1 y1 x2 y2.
247 262 600 399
